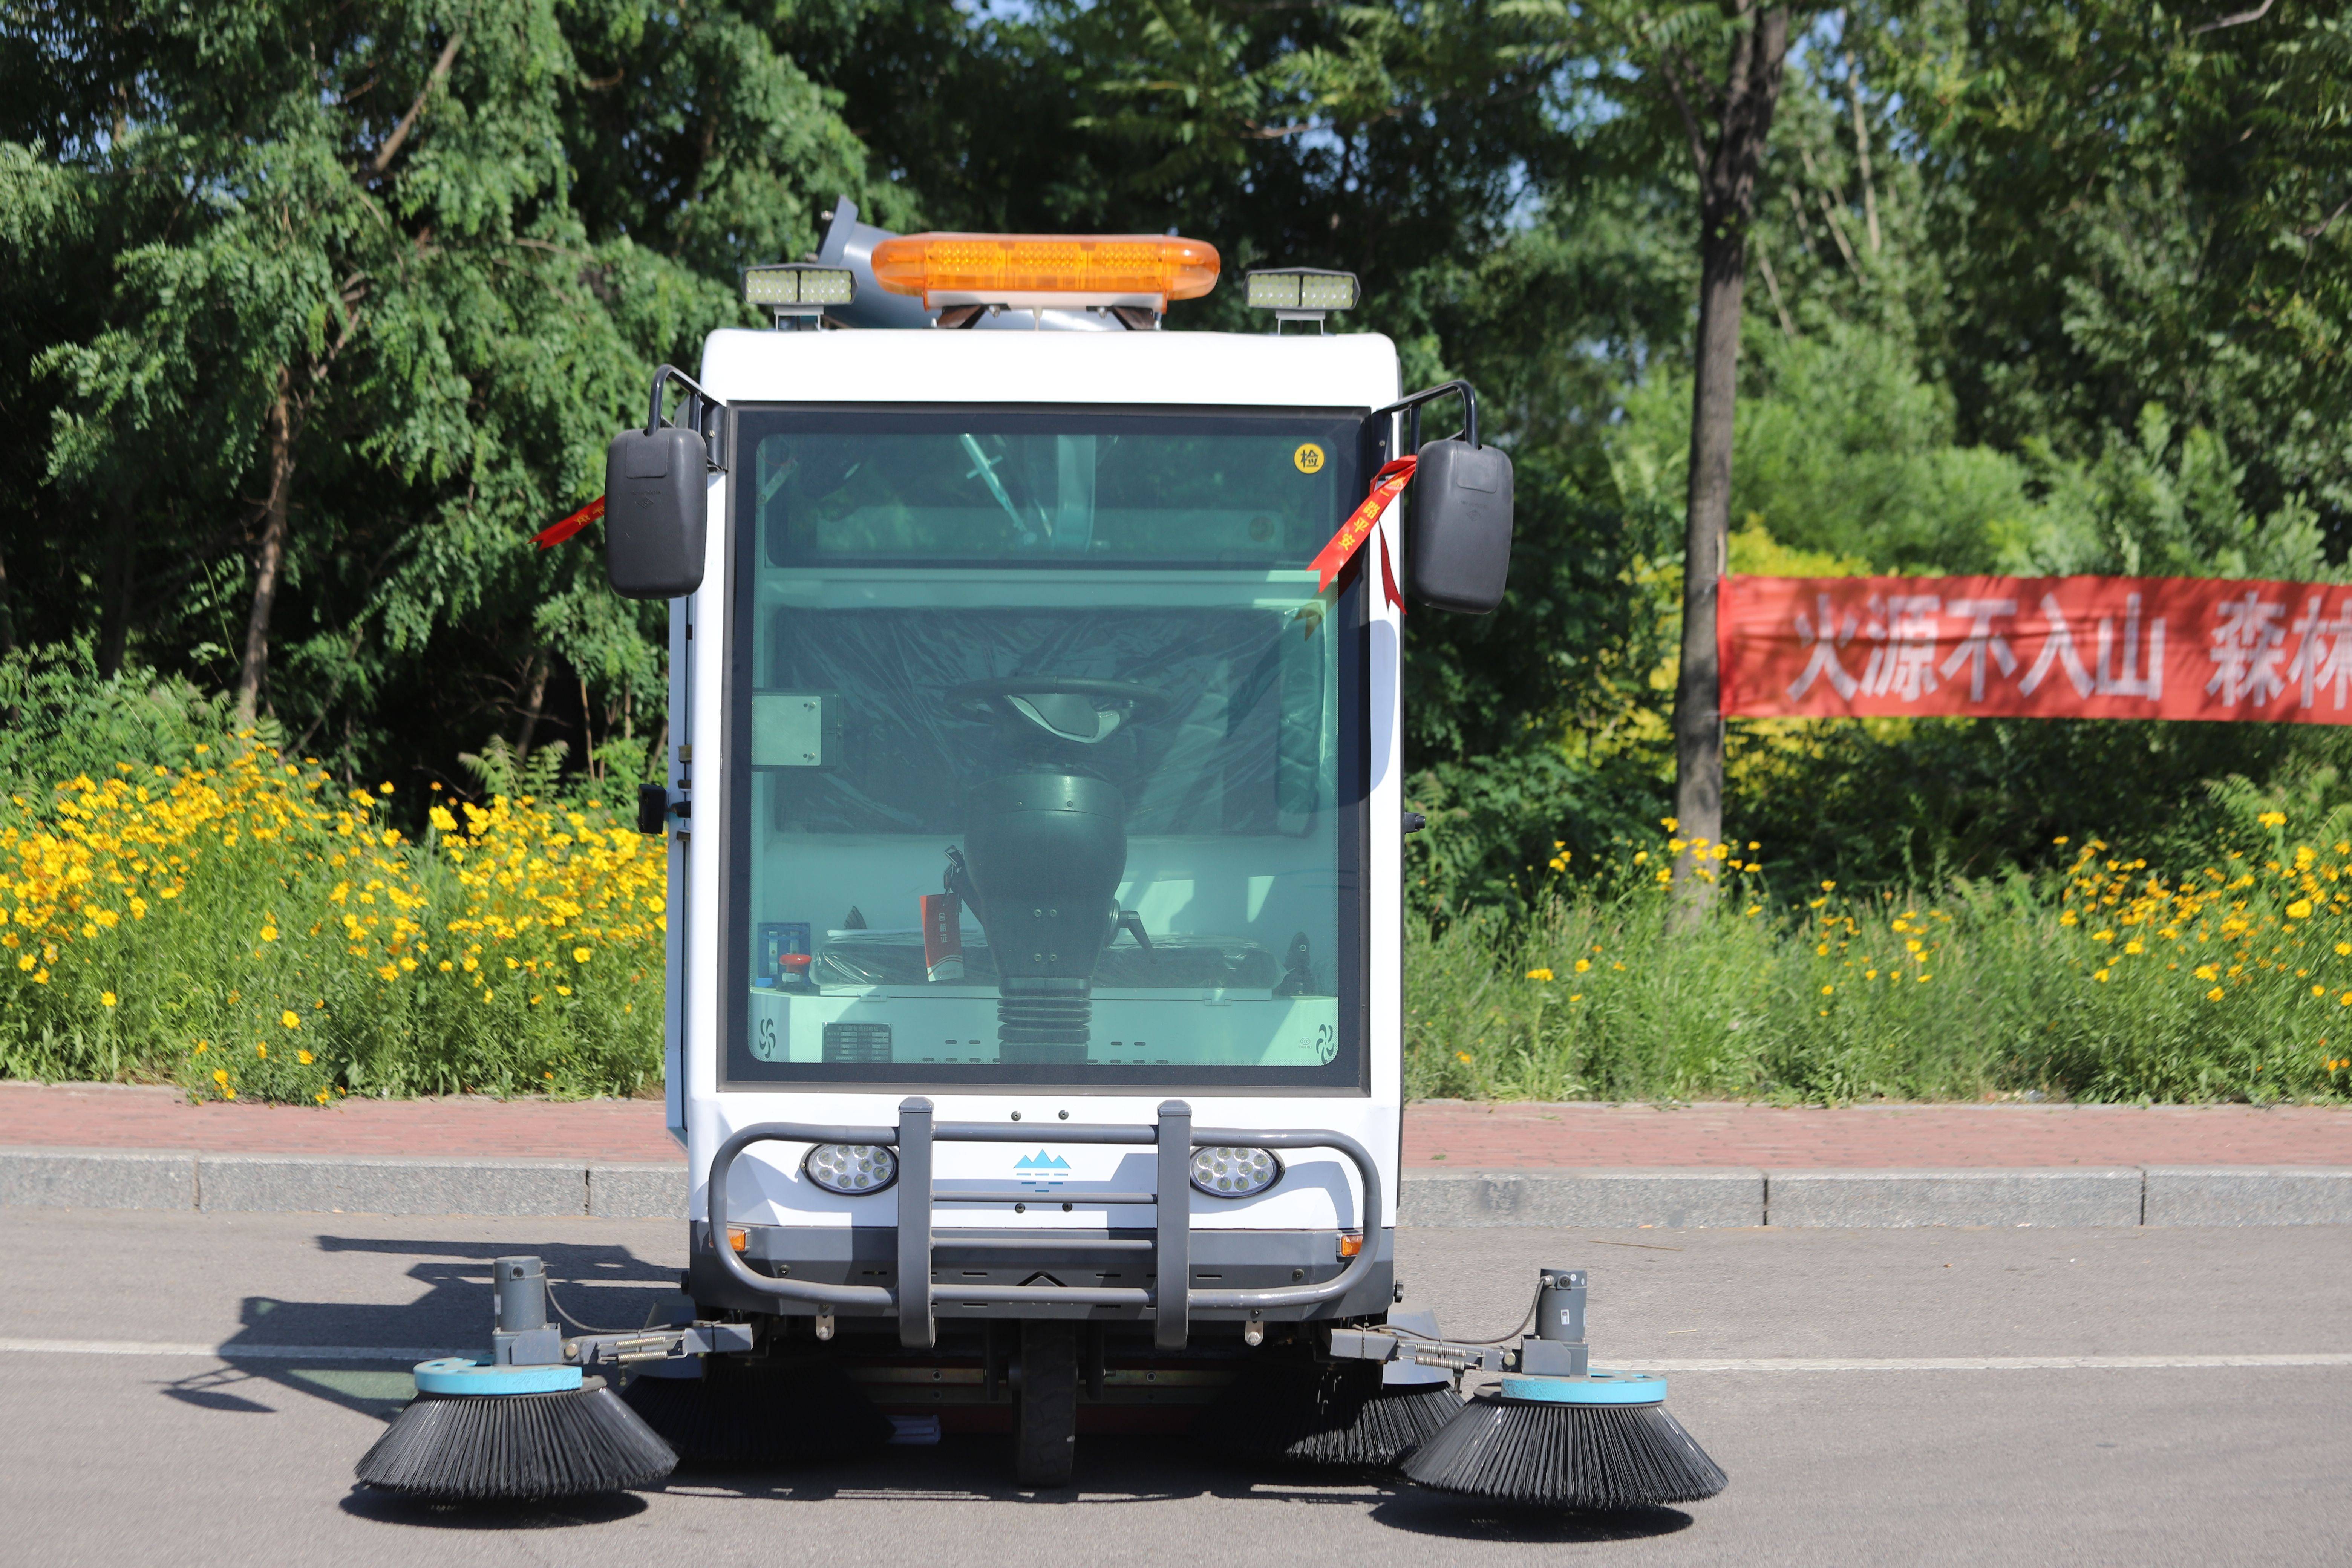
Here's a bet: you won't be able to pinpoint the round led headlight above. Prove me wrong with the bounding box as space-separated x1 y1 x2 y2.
1190 1146 1282 1198
803 1144 898 1195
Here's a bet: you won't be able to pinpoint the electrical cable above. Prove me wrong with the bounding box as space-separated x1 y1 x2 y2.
544 1280 640 1335
1441 1285 1542 1346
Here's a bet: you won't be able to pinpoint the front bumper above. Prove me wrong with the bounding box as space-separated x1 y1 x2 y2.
701 1098 1388 1348
690 1222 1396 1325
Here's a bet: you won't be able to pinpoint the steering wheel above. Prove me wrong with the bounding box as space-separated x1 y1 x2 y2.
946 678 1170 746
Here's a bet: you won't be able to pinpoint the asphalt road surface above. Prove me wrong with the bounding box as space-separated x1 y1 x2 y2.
3 1208 2347 1567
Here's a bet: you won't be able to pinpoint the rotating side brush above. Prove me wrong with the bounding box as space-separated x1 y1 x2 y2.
1402 1267 1726 1510
355 1256 677 1502
1209 1311 1461 1468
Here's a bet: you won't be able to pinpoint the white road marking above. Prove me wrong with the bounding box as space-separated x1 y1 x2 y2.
0 1338 459 1361
1636 1354 2352 1372
5 1340 2348 1374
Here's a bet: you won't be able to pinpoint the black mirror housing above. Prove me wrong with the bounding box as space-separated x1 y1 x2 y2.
1407 437 1514 614
605 426 709 600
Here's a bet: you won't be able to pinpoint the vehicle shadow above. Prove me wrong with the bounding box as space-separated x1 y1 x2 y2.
158 1232 683 1426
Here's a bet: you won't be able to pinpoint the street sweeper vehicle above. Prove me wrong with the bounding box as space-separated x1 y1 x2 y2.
355 201 1727 1513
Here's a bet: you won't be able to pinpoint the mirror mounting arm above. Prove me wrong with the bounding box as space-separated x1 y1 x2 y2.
1371 380 1478 454
649 364 726 473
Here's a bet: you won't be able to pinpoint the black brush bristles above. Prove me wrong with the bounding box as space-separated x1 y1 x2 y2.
621 1357 893 1467
1205 1357 1461 1468
1401 1392 1727 1510
354 1383 677 1501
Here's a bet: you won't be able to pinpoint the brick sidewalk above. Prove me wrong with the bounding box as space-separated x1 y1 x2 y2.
5 1081 2350 1168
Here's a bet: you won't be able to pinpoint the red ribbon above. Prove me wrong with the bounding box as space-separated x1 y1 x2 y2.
1306 456 1414 612
534 495 605 550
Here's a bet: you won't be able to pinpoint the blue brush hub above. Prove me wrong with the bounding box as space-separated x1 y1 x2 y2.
412 1357 584 1396
1498 1369 1668 1406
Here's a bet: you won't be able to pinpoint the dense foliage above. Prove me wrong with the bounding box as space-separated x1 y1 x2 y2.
5 0 2349 912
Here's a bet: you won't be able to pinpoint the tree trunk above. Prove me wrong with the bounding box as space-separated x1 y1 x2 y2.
0 534 18 656
1668 4 1790 920
514 650 550 761
96 494 136 678
235 378 298 727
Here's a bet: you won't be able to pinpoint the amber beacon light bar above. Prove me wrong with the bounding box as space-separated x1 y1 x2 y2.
870 233 1222 314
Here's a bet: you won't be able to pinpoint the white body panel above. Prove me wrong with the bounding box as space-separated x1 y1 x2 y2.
669 325 1404 1238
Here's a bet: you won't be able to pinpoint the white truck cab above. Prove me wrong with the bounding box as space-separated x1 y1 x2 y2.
602 203 1515 1485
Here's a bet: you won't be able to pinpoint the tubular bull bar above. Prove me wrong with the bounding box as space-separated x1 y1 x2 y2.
707 1097 1382 1351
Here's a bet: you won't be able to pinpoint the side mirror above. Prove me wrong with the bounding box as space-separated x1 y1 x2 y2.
1407 436 1514 614
605 424 708 600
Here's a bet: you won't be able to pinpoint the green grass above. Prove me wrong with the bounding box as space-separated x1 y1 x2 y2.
1404 834 2352 1104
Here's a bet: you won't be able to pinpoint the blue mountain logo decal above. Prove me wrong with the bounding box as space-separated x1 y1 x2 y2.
1014 1152 1072 1172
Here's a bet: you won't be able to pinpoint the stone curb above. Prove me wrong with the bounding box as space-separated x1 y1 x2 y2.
1765 1167 2146 1228
3 1148 2348 1226
1398 1168 1764 1228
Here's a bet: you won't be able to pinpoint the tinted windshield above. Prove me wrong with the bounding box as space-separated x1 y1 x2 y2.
722 407 1365 1089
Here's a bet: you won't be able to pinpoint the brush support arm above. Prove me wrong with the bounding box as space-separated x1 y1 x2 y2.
564 1322 756 1372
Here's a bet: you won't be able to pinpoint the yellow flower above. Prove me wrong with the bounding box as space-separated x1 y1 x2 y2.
2124 940 2143 955
2288 900 2313 919
1573 959 1591 974
573 946 591 964
256 1043 267 1059
213 1069 228 1086
1526 968 1554 982
1820 985 1834 995
2093 969 2110 983
259 925 277 942
297 1049 314 1065
2257 811 2286 828
194 1041 208 1054
280 1010 300 1029
314 1089 331 1104
101 991 116 1007
1455 1051 1472 1063
2207 987 2226 1001
1660 817 1678 832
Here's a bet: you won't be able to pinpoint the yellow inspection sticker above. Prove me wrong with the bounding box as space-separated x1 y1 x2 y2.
1293 443 1327 475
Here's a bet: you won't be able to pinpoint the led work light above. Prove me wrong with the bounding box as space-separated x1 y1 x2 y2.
1190 1145 1282 1198
1244 269 1359 312
803 1143 898 1195
743 263 856 327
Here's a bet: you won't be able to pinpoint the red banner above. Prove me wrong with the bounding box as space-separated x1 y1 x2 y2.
534 494 604 550
1719 574 2352 723
1307 456 1413 612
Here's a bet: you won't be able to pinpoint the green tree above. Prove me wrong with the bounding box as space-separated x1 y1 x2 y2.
1 0 877 775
